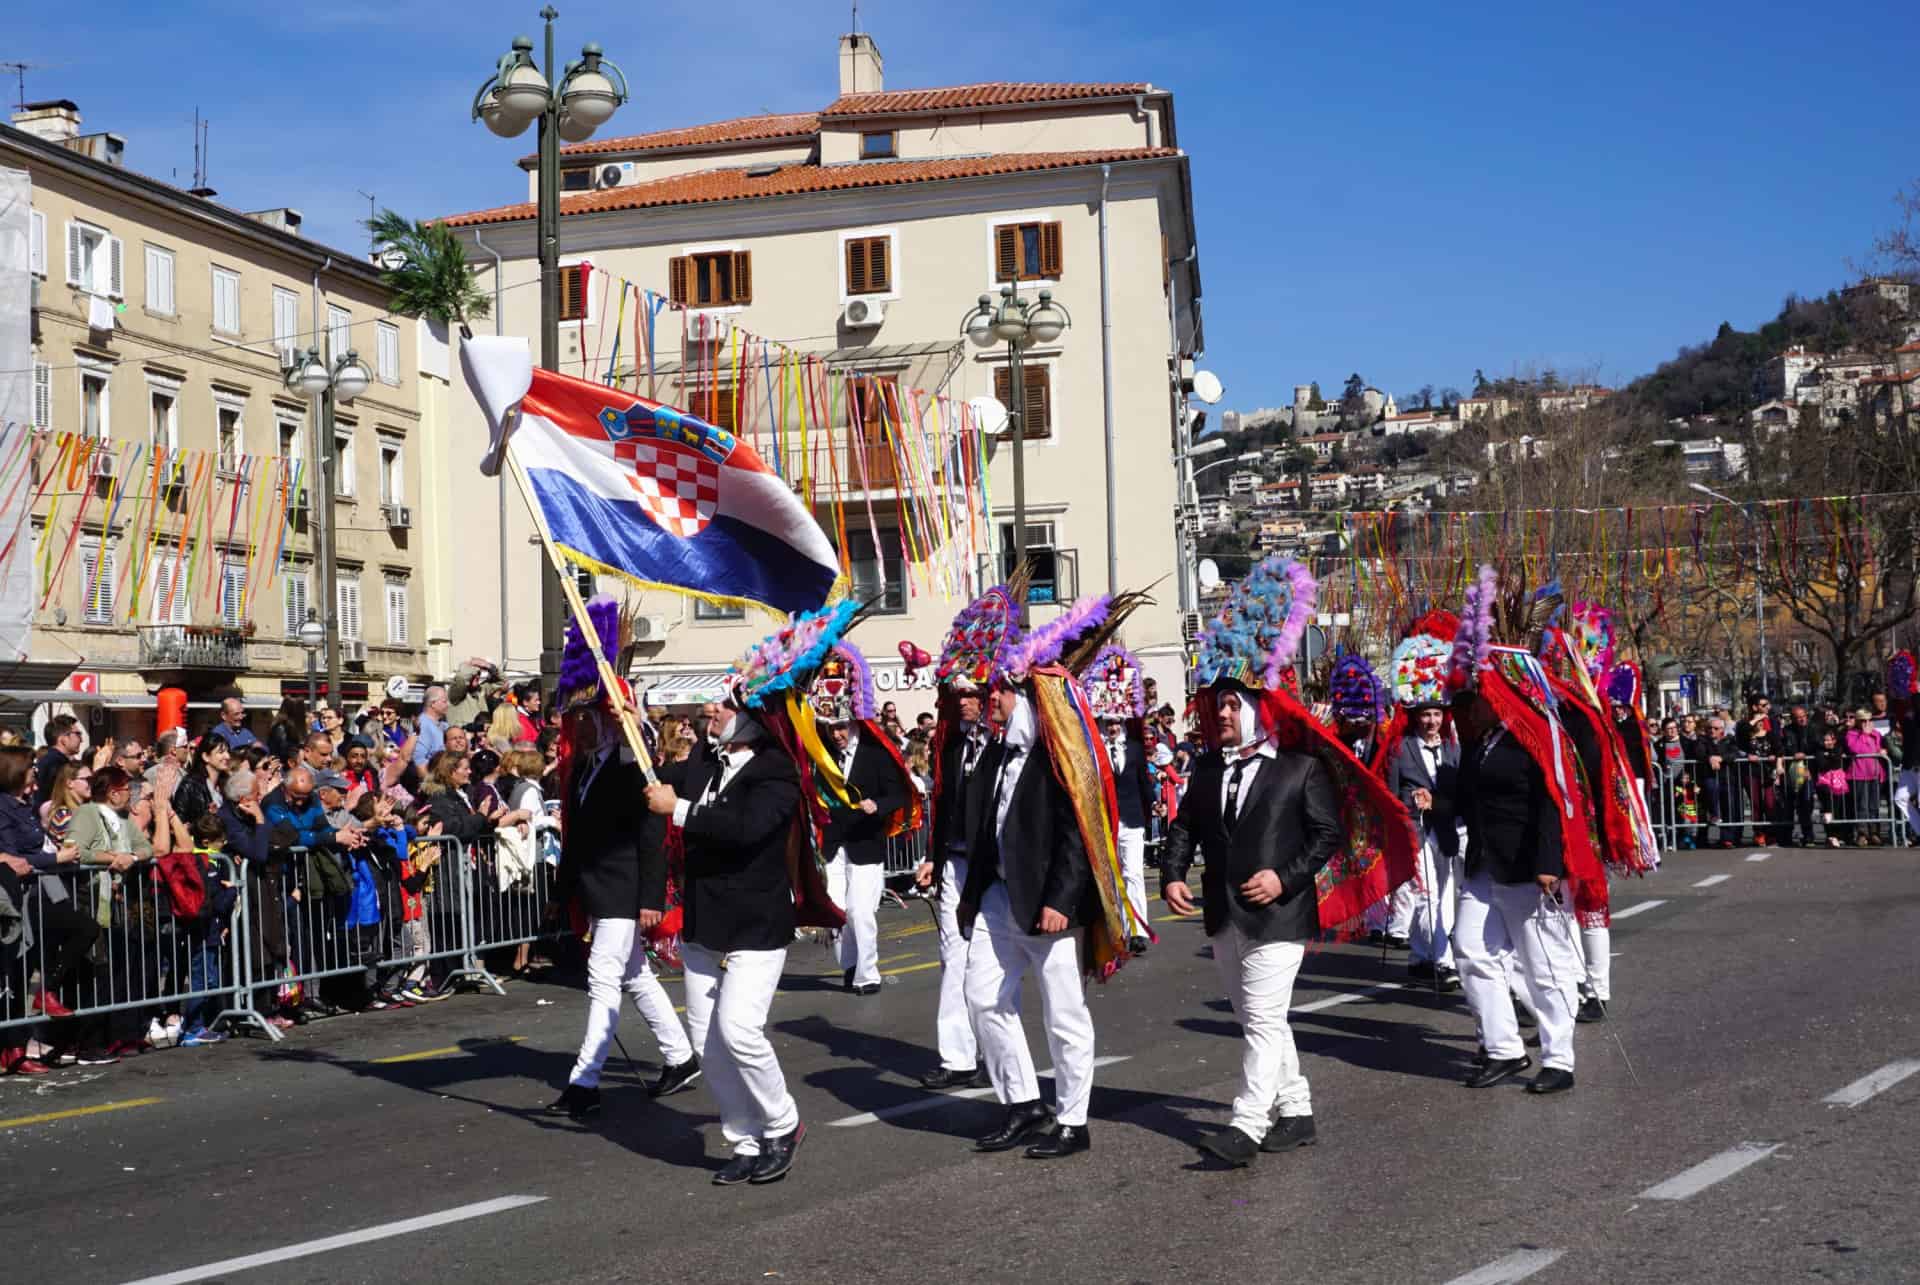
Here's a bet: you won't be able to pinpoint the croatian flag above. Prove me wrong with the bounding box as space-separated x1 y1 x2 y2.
462 336 842 615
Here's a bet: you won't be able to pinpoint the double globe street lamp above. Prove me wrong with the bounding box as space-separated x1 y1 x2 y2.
961 285 1072 625
285 346 371 706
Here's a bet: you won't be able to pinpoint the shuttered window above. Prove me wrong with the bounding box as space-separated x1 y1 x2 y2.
845 236 891 296
151 551 190 625
375 321 400 384
283 568 310 638
327 305 352 361
65 221 122 296
559 263 589 322
33 363 52 429
81 539 115 624
337 573 362 641
29 210 46 277
385 580 410 646
145 245 175 314
212 267 241 335
993 221 1062 283
667 251 752 307
992 363 1053 439
220 562 247 627
272 288 301 362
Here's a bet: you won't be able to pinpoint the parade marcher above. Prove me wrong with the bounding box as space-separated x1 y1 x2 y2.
1164 558 1418 1166
547 599 699 1121
815 645 916 996
1447 568 1606 1095
1330 651 1408 945
1888 653 1919 843
643 603 851 1186
1386 614 1464 989
946 581 1146 1159
1084 645 1157 955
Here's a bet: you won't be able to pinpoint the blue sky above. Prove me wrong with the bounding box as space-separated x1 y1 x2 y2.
10 1 1914 412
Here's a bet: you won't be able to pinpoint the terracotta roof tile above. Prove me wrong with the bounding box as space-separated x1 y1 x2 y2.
822 82 1149 117
547 112 819 160
441 147 1179 227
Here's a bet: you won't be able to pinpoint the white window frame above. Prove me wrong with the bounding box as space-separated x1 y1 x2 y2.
843 525 906 616
272 288 301 364
384 578 410 647
983 212 1063 292
29 210 46 278
32 362 53 429
838 226 901 306
336 571 362 642
283 566 311 638
211 265 241 336
333 425 356 498
150 548 191 625
144 244 176 316
78 360 112 441
375 321 400 385
65 219 123 297
145 372 182 452
326 304 352 362
213 391 248 476
378 439 404 506
80 537 116 624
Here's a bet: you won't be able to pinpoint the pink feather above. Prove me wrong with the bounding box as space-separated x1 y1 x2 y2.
1262 562 1319 688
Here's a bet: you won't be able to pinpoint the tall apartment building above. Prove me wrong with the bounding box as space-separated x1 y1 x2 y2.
441 33 1203 709
4 102 428 739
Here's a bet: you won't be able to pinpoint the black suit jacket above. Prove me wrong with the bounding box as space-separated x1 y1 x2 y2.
929 725 997 884
1386 736 1461 857
821 733 911 866
1458 731 1565 885
555 753 667 922
1160 749 1341 943
1109 732 1155 830
677 748 802 952
960 736 1097 936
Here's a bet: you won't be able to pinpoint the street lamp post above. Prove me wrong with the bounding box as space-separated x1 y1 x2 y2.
961 285 1070 626
297 611 325 714
1691 481 1767 696
473 11 629 686
286 346 371 707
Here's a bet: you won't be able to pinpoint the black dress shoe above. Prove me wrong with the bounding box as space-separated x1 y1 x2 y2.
974 1099 1054 1152
1386 935 1410 951
1127 936 1150 954
841 967 855 992
1408 960 1437 980
649 1054 702 1098
712 1153 757 1186
1526 1068 1576 1095
1471 1047 1491 1068
546 1084 601 1118
852 982 881 996
1196 1126 1258 1167
920 1063 987 1090
1438 967 1462 991
1575 995 1606 1024
1260 1114 1317 1152
1024 1123 1091 1159
749 1123 805 1183
1464 1056 1532 1088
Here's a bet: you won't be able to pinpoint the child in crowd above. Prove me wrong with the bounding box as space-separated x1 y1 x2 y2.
179 813 240 1045
1674 771 1700 849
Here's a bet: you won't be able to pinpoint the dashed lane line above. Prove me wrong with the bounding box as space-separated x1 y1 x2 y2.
1441 1248 1567 1285
118 1194 549 1285
828 1055 1132 1127
0 1096 163 1132
881 960 941 978
1745 852 1771 862
1639 1142 1780 1201
1294 981 1405 1015
371 1036 526 1065
1692 874 1732 888
1611 900 1668 920
1823 1059 1920 1108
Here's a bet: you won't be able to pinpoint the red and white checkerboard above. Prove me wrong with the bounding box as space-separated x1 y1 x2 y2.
615 439 720 537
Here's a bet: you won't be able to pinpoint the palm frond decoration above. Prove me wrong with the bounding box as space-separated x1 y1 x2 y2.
365 209 491 339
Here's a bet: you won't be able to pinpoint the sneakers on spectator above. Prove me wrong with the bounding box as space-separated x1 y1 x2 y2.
31 990 72 1018
413 983 453 1003
180 1026 227 1047
72 1048 120 1065
1 1049 51 1076
107 1039 147 1058
148 1019 178 1049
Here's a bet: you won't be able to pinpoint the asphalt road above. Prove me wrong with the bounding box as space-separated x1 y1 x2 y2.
4 845 1919 1285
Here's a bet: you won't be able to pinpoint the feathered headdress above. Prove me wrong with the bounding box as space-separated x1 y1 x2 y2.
1082 645 1147 722
728 600 862 710
1606 661 1644 714
1391 610 1457 710
1445 565 1498 695
1192 556 1318 693
557 594 635 714
999 588 1154 685
1889 651 1916 711
1328 651 1383 721
935 570 1028 690
1569 601 1615 680
809 641 876 724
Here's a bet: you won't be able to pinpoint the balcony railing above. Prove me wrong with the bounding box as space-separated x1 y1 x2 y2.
137 625 248 671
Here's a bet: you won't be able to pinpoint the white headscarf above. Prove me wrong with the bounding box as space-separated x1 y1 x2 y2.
1001 691 1037 755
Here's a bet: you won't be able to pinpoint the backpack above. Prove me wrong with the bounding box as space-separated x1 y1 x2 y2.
155 850 208 919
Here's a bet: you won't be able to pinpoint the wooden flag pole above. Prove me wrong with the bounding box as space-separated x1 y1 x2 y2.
502 447 662 786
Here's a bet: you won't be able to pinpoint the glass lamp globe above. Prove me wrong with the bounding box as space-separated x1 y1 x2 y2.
560 66 618 132
479 89 533 139
965 296 996 348
297 616 325 652
496 59 551 121
294 351 332 396
332 353 371 403
991 301 1027 344
1028 303 1066 344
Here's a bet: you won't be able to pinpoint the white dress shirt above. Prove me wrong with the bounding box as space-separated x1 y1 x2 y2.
1221 743 1277 823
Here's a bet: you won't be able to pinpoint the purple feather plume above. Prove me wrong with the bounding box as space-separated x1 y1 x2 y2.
835 642 876 721
557 594 620 702
1261 561 1318 689
1447 565 1497 692
1005 594 1112 680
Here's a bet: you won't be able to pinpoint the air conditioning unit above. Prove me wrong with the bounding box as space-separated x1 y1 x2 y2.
841 298 885 328
382 503 412 529
595 164 624 190
632 613 670 642
88 447 116 479
341 639 367 664
287 486 309 513
1181 611 1205 644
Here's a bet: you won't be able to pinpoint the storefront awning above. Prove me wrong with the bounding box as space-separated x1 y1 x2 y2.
640 671 731 708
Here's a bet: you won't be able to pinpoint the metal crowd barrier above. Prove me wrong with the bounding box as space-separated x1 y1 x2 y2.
882 825 929 881
1643 752 1910 851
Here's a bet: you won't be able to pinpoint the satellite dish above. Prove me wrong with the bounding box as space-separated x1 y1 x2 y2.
1190 370 1224 405
968 395 1010 436
375 246 409 272
384 675 410 700
1197 558 1221 590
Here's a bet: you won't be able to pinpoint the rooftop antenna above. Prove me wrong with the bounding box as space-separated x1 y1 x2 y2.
356 190 376 252
0 61 43 111
188 109 214 198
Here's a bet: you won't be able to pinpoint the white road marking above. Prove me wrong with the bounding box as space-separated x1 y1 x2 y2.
1294 981 1405 1014
1611 900 1668 920
1745 852 1771 862
1639 1142 1780 1200
828 1056 1131 1127
119 1195 548 1284
1441 1248 1567 1285
1692 874 1731 888
1823 1059 1920 1108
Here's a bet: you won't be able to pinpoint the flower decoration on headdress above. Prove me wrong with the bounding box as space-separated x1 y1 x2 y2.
1445 565 1498 694
1569 601 1615 681
1082 645 1147 722
729 600 861 710
1328 650 1384 721
809 641 875 724
935 583 1023 690
1391 610 1457 710
1192 556 1317 692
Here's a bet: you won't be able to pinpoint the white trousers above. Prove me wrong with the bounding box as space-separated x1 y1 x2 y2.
933 856 979 1072
1116 825 1150 939
1578 924 1612 1002
1212 923 1311 1139
1896 768 1919 837
1387 879 1416 938
681 942 797 1157
1407 841 1458 968
1453 872 1581 1071
964 882 1096 1127
826 851 883 987
568 917 693 1088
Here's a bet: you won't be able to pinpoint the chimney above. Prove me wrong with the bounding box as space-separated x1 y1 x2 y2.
245 208 304 236
12 99 82 144
838 32 883 96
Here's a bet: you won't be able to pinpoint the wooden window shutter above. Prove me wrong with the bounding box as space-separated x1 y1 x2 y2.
1039 222 1063 279
667 256 690 306
870 237 890 292
559 265 587 321
66 222 83 287
994 225 1020 282
730 252 752 305
846 239 867 295
992 365 1010 423
1023 365 1051 437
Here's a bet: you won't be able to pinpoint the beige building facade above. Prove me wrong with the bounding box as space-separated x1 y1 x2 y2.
5 102 428 739
442 37 1204 713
